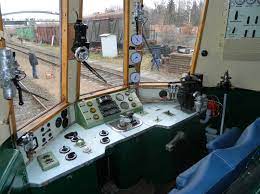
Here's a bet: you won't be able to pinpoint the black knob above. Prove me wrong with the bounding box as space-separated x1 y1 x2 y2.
159 90 168 98
201 50 208 57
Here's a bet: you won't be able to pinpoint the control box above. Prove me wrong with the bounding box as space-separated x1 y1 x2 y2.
226 0 260 39
76 90 143 129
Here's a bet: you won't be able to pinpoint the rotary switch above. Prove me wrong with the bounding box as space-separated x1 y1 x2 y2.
65 152 77 161
59 146 70 154
99 130 109 136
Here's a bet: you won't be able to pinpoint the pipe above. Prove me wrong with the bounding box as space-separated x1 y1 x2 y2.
220 93 227 135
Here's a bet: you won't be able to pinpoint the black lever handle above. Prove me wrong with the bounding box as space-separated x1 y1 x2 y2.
12 78 24 106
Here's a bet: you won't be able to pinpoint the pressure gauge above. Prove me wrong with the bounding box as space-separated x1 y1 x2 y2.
120 102 130 110
130 72 140 83
131 34 143 46
116 93 124 101
235 0 245 5
246 0 256 4
130 52 142 64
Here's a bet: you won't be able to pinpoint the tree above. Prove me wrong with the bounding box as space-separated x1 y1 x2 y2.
191 0 200 26
164 0 176 25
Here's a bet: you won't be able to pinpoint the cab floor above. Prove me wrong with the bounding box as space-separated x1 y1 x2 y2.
102 179 175 194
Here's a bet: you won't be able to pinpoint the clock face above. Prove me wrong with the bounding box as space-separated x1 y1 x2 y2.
131 34 143 46
246 0 256 4
130 52 142 64
130 72 140 83
235 0 245 5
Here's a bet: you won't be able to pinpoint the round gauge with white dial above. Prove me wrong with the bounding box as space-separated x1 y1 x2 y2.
246 0 256 4
131 34 143 46
235 0 245 5
116 93 124 101
130 52 142 64
130 72 140 83
120 102 130 110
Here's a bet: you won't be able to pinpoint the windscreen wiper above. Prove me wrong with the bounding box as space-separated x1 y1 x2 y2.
82 61 107 84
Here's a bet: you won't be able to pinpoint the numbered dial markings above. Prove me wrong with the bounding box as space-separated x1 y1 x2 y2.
235 0 245 4
130 52 142 64
116 94 124 101
130 72 140 83
246 0 256 4
131 34 143 46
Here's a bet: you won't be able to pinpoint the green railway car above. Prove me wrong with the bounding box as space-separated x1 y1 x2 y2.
15 26 36 41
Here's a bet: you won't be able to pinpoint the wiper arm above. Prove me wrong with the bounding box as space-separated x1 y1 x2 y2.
82 61 107 84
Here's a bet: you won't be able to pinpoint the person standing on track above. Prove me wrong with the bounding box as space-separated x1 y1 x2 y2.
28 50 39 79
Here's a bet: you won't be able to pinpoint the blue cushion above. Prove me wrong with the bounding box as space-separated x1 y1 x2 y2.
176 159 202 189
170 118 260 194
206 127 241 153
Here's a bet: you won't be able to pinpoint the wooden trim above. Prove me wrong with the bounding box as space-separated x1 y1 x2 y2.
61 0 69 102
123 0 130 86
80 86 128 100
16 0 69 132
139 82 169 89
18 102 69 133
190 0 209 74
75 0 83 100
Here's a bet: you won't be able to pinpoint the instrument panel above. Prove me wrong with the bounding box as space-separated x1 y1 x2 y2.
76 90 143 129
226 0 260 39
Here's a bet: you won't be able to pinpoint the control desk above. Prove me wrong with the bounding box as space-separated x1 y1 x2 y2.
18 89 197 187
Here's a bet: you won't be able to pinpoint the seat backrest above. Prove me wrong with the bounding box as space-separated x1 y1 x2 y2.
235 118 260 147
214 118 260 168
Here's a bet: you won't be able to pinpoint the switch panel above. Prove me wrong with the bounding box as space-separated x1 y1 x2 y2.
226 0 260 39
76 90 143 129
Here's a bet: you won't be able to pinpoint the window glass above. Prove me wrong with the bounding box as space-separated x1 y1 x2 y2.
1 0 61 127
141 0 205 82
80 0 124 95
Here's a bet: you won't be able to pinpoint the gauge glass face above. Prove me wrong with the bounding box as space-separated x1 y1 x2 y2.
120 102 130 110
116 94 124 101
130 52 142 64
130 72 140 83
246 0 256 4
235 0 245 4
131 34 143 46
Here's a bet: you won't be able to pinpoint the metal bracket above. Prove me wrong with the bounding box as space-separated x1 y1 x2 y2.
0 31 4 40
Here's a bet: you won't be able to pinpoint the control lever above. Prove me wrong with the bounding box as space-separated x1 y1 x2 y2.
119 115 132 128
165 131 185 152
12 78 24 105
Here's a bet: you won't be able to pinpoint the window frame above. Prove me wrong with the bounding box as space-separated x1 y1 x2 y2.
138 0 209 85
17 0 69 133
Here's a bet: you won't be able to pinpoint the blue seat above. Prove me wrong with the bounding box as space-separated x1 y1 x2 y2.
169 118 260 194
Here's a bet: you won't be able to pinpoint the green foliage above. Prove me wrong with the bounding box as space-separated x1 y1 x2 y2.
164 0 176 25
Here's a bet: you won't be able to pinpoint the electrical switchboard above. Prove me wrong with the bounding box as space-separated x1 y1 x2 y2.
226 0 260 39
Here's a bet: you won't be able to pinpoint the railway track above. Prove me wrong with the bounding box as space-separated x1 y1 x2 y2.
14 80 50 127
6 41 123 86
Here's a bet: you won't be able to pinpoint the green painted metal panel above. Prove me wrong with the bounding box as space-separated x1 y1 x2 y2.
0 148 28 194
110 117 206 187
110 136 145 189
30 162 100 194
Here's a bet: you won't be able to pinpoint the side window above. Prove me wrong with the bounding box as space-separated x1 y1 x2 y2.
1 0 61 128
141 0 205 82
80 0 124 95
